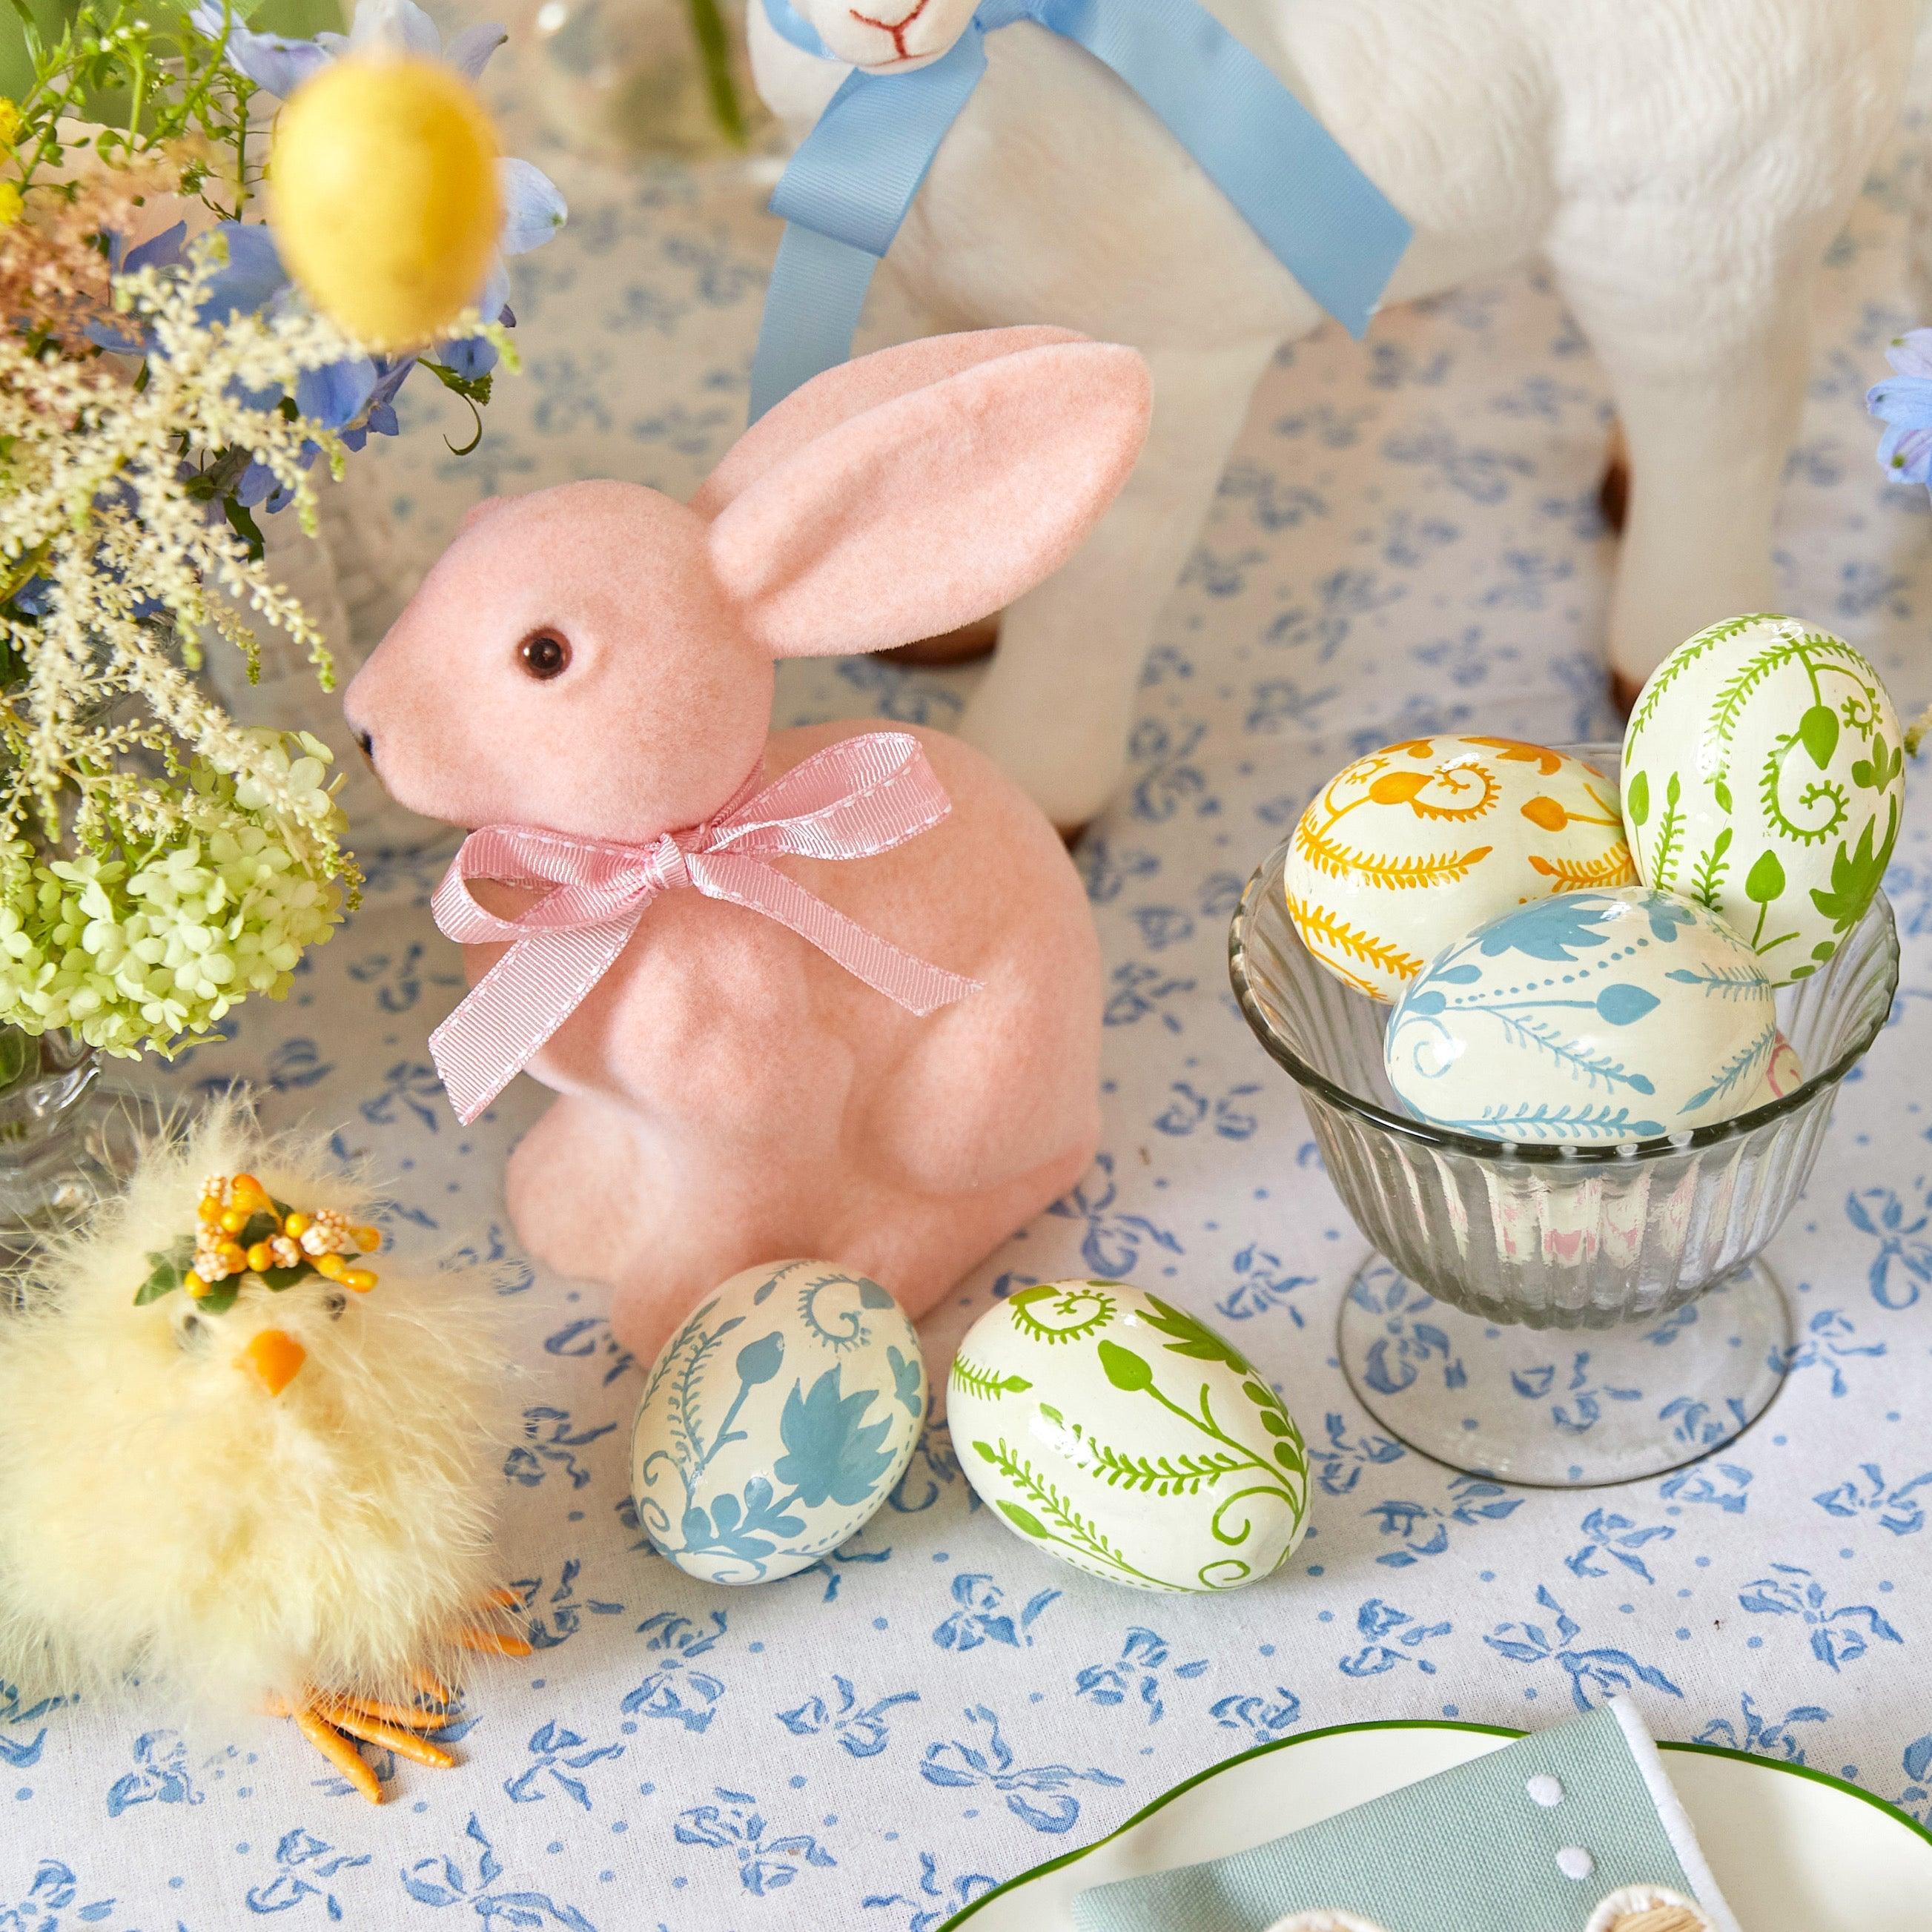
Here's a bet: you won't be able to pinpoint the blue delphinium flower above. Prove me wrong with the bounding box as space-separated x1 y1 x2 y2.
1868 328 1932 494
188 0 567 327
205 0 509 98
153 0 567 513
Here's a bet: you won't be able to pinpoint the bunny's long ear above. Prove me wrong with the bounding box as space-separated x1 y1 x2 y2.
692 326 1087 519
704 337 1152 658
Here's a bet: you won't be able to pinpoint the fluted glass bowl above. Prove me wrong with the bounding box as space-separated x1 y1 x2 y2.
1228 744 1899 1484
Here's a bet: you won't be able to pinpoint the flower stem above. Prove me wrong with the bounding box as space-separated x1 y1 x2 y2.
685 0 747 147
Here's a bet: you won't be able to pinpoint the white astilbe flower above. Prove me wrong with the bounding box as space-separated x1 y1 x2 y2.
0 234 503 1056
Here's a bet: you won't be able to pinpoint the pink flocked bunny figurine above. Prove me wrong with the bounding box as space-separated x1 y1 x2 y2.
345 327 1153 1362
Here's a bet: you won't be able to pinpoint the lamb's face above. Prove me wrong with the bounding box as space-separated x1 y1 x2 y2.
345 480 774 842
795 0 981 71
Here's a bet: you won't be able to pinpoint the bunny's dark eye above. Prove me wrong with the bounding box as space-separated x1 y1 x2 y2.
322 1290 348 1320
173 1307 211 1352
517 630 572 681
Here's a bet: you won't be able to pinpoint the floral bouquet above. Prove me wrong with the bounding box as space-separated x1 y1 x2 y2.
1868 328 1932 751
0 0 563 1075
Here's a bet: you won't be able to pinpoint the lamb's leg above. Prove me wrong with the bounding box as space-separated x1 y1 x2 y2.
884 613 1001 668
1549 223 1822 710
1598 419 1629 535
960 336 1280 831
864 280 1005 666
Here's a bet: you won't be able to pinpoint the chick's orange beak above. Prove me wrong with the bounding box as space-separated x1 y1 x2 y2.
239 1328 307 1397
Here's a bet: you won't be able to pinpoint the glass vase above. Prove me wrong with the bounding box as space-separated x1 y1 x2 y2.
528 0 777 165
1228 744 1899 1487
205 463 448 856
0 1028 171 1277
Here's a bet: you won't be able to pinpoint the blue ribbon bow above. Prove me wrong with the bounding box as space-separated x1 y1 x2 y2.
750 0 1412 420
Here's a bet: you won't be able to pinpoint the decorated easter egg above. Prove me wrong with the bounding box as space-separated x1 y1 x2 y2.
271 56 503 348
1753 1031 1804 1108
630 1261 925 1585
1384 887 1777 1144
1286 736 1636 1000
949 1281 1308 1592
1622 615 1903 985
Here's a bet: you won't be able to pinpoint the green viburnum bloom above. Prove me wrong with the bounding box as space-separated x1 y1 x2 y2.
0 733 348 1058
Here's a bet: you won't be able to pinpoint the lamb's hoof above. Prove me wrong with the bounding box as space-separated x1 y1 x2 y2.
884 613 1001 667
1610 666 1644 718
1598 457 1630 533
1598 420 1630 533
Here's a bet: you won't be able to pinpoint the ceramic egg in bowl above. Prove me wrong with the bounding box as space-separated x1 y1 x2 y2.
1230 744 1897 1488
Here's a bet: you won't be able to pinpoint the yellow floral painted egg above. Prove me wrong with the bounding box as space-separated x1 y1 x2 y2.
1285 737 1637 1001
269 56 502 349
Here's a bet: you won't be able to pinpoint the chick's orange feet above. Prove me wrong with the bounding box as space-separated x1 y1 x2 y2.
457 1584 535 1659
271 1592 532 1802
269 1687 458 1804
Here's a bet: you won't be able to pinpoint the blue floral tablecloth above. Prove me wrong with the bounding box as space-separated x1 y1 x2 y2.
10 42 1932 1932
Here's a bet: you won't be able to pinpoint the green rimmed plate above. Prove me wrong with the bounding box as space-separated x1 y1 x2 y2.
939 1718 1932 1931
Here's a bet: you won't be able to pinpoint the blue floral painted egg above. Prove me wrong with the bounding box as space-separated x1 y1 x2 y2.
630 1261 926 1585
1384 887 1777 1144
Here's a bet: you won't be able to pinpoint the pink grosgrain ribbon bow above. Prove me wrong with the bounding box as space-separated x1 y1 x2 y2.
428 731 982 1124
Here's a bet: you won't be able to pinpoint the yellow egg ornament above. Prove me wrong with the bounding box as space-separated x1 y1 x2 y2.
1285 735 1637 1001
269 55 502 350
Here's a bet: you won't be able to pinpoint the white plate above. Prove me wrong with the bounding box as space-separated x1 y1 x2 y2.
940 1719 1932 1931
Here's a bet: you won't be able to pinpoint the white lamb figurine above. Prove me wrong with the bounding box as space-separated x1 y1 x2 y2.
750 0 1919 829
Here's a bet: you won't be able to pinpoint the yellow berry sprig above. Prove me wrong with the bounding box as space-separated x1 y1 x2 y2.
136 1173 383 1310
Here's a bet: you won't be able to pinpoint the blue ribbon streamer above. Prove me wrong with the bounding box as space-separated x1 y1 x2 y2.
750 0 1412 421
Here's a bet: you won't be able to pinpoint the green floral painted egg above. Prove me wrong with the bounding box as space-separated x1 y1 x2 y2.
948 1280 1309 1592
631 1261 926 1585
1621 615 1902 985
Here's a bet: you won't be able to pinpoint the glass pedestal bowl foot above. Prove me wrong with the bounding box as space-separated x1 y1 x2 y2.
1335 1254 1793 1486
1229 748 1898 1489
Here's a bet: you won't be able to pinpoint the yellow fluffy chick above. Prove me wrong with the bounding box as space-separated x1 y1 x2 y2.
0 1102 527 1801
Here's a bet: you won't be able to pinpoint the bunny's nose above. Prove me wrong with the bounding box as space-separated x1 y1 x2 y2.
352 725 374 764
